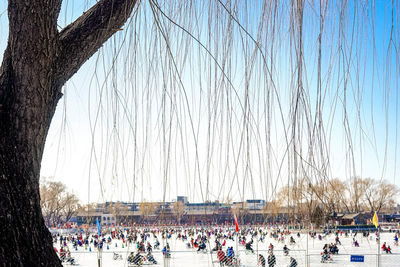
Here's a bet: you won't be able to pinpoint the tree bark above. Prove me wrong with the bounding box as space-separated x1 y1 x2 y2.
0 0 137 266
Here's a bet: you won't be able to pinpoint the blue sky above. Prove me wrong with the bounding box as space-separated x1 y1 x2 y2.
0 1 399 203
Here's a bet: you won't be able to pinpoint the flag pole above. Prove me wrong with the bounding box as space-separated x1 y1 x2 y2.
96 218 102 267
306 228 309 267
378 223 380 267
234 214 239 266
97 246 101 267
236 231 238 266
373 211 380 267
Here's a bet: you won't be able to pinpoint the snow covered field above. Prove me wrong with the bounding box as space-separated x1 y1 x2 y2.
55 230 400 266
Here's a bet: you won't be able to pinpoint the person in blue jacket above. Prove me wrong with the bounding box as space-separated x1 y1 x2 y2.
226 246 235 264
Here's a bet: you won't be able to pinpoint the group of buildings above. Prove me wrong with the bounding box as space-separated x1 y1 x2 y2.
73 197 271 226
71 196 400 228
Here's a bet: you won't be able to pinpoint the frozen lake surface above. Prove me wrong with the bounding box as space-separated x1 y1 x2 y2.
54 229 400 266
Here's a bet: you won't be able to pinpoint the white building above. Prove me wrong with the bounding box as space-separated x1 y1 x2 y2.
101 214 116 226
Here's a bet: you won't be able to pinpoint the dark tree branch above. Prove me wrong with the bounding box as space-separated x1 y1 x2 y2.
1 0 63 108
57 0 138 85
7 0 62 52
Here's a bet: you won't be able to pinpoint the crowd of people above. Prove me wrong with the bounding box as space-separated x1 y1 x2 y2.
50 225 400 266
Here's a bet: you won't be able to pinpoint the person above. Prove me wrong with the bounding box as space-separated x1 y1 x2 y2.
288 257 298 267
283 244 289 256
321 252 329 263
354 240 359 247
59 247 66 261
212 240 220 252
138 241 145 252
267 251 276 267
217 247 227 266
245 239 254 253
226 246 235 264
113 252 122 260
321 246 331 263
154 239 160 249
268 243 274 252
382 242 387 252
162 245 170 258
65 251 76 265
146 251 157 264
132 252 143 265
127 252 135 263
290 236 296 244
330 243 339 254
386 246 392 254
259 254 266 267
197 242 207 252
147 242 152 253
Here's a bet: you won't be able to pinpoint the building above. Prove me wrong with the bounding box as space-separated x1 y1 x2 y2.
245 199 266 210
101 214 116 226
72 198 297 226
177 196 188 204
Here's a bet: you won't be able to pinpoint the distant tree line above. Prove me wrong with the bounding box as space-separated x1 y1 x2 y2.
40 177 398 227
268 177 399 225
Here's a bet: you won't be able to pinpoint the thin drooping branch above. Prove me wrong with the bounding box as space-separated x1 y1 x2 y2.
57 0 139 85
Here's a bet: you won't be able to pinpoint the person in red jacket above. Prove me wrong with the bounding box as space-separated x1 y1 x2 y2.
217 247 227 265
382 242 387 252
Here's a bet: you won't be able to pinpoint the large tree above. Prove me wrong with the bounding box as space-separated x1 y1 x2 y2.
0 0 137 265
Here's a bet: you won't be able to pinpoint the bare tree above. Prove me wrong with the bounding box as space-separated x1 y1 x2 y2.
40 181 65 226
346 177 367 213
276 180 321 222
0 1 138 265
363 179 399 213
108 202 129 225
139 200 156 223
296 178 320 221
171 201 186 224
78 202 98 214
324 178 349 213
76 202 99 224
62 192 81 224
231 203 248 225
108 202 127 216
262 200 281 223
311 204 325 227
40 181 80 227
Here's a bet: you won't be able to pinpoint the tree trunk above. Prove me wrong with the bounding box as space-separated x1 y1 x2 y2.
0 0 138 266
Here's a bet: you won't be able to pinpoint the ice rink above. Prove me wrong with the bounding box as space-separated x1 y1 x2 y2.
55 229 400 266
